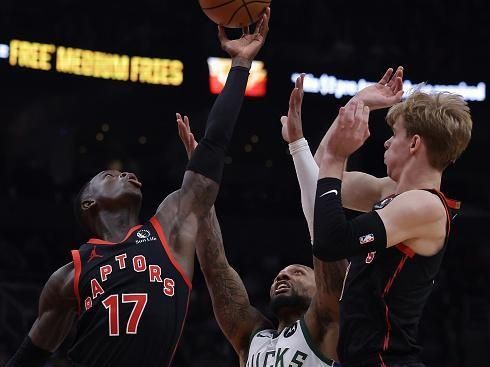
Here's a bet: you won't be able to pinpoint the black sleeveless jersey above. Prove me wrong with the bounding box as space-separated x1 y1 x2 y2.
67 217 192 367
337 190 459 367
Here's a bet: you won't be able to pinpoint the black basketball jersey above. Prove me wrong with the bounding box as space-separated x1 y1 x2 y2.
338 190 459 367
67 217 192 367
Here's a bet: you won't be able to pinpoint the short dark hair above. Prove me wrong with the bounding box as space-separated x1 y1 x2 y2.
73 180 92 236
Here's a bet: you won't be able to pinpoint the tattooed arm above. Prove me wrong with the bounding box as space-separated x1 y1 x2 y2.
175 112 272 361
303 258 348 361
196 208 272 361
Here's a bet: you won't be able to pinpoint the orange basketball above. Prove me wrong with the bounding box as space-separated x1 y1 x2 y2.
199 0 271 28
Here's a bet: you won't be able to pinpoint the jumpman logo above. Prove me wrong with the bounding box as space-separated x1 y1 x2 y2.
88 246 103 262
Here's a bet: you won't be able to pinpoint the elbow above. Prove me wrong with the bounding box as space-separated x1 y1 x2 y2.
312 222 348 262
312 237 346 262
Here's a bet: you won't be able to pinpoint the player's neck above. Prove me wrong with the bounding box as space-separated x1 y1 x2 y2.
395 164 442 194
92 208 140 243
277 310 304 333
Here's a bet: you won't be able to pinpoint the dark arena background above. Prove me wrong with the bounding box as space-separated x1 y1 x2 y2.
1 1 489 366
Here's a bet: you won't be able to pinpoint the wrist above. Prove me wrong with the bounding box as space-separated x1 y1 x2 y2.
289 138 309 155
319 152 346 180
347 95 361 107
231 57 252 69
324 151 348 165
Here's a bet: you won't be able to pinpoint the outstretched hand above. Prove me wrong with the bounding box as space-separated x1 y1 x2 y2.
176 113 198 160
280 73 305 143
218 7 270 65
325 101 371 159
350 66 404 111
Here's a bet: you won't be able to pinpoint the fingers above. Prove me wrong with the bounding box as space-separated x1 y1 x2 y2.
242 25 250 36
387 66 404 90
394 66 404 80
295 73 305 91
295 75 301 89
343 100 357 128
290 74 305 109
176 113 186 143
394 76 403 94
258 7 270 38
355 101 365 129
182 115 193 148
299 73 305 90
253 17 264 35
393 66 404 93
217 25 229 44
289 87 298 106
176 112 190 143
339 102 354 129
378 68 394 85
361 105 370 126
361 105 371 139
338 106 346 118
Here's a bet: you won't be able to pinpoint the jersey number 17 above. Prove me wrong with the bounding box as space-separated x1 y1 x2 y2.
102 293 148 336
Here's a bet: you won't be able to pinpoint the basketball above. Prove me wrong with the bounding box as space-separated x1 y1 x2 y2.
199 0 271 28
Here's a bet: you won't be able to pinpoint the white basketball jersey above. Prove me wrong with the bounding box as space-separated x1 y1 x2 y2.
246 318 337 367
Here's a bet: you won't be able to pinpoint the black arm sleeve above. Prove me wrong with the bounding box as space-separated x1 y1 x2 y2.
313 177 387 261
186 66 250 183
5 337 51 367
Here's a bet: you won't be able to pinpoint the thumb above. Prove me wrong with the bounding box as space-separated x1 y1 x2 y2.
280 116 288 126
218 25 228 43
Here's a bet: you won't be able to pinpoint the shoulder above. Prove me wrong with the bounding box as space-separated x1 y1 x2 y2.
389 190 447 222
41 262 76 309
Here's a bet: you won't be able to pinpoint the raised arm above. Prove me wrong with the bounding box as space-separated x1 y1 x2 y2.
283 67 403 244
303 258 347 361
180 9 270 216
313 97 448 261
280 73 319 240
198 209 272 358
154 9 270 279
314 67 403 212
176 115 271 360
6 263 77 367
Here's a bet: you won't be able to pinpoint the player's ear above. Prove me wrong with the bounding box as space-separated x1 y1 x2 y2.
409 134 421 151
81 199 96 211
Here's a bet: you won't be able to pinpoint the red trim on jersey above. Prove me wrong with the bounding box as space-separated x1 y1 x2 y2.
442 195 461 210
71 250 82 315
395 243 415 258
383 304 391 350
381 254 409 353
87 224 143 245
378 352 387 367
168 287 191 365
434 191 453 234
383 255 409 295
149 217 192 289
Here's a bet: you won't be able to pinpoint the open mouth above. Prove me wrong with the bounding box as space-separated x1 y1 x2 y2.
128 179 142 188
275 282 290 295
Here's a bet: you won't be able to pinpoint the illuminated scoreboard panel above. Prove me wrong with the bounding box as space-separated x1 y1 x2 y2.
2 39 486 102
7 39 184 86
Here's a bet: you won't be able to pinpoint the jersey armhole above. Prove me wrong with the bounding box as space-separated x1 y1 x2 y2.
245 327 275 363
299 317 336 366
424 189 455 240
71 250 82 315
149 216 192 289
